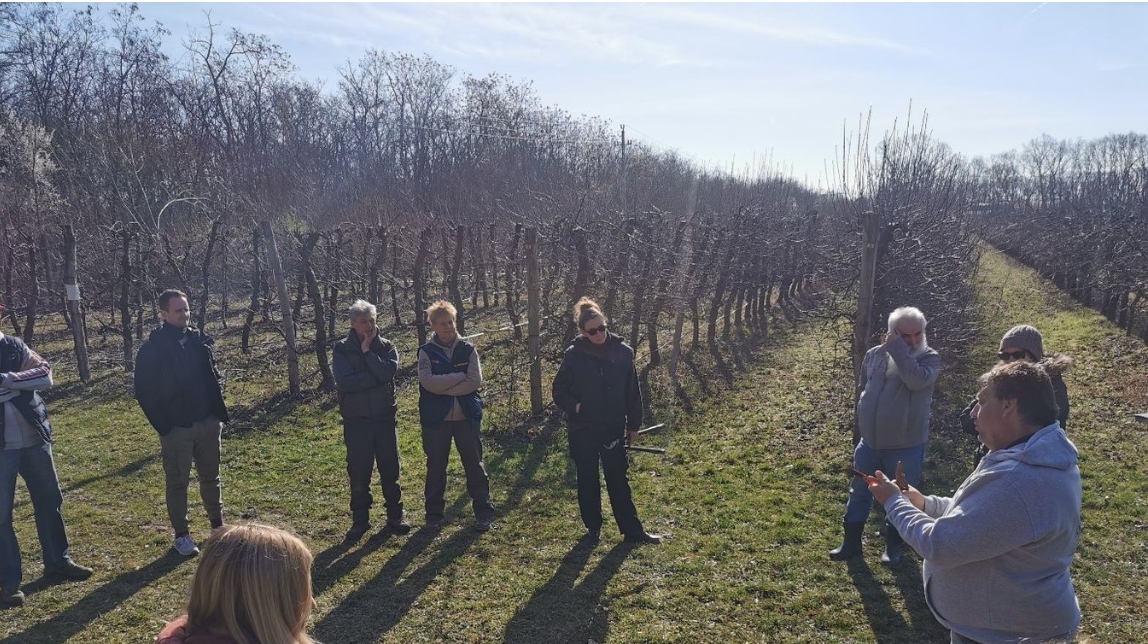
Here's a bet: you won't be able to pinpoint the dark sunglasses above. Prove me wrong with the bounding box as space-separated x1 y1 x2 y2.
584 324 608 336
997 350 1030 361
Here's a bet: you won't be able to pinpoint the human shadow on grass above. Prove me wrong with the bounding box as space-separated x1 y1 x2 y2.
40 370 123 409
313 414 566 642
845 555 947 644
0 552 188 642
226 390 339 437
13 453 159 512
890 556 947 640
310 528 396 596
501 539 636 644
846 556 911 644
312 520 485 643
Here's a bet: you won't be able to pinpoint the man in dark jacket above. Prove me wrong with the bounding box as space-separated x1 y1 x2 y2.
135 290 230 557
417 300 495 532
332 299 410 543
1 328 92 607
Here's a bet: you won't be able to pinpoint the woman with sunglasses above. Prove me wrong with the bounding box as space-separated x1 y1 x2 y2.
552 297 662 544
959 325 1071 467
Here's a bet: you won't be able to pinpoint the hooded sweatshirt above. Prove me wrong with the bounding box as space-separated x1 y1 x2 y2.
884 422 1082 643
856 338 941 449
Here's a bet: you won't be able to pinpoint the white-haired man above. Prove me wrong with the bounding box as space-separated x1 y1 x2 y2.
830 306 941 566
332 300 409 542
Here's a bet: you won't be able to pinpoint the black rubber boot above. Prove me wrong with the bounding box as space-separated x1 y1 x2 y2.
829 521 864 560
881 521 904 566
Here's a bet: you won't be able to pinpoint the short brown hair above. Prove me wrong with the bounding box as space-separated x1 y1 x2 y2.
425 300 457 324
573 296 605 330
977 361 1058 428
158 289 188 311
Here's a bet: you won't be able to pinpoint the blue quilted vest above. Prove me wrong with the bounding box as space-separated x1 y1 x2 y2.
418 340 483 429
0 334 52 447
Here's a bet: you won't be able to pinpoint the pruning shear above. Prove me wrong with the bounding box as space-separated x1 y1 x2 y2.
853 460 910 491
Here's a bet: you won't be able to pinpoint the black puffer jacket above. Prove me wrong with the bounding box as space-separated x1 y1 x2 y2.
551 332 642 436
134 323 229 436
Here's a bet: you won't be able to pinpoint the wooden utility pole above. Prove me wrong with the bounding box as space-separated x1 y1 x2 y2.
526 227 542 415
261 221 300 396
852 210 881 445
620 125 627 217
62 225 90 382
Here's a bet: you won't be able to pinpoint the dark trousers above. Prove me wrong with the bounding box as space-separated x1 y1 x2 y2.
568 430 644 537
421 420 494 523
343 414 403 525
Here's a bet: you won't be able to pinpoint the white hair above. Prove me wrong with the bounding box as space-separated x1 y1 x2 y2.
349 299 377 321
887 306 927 333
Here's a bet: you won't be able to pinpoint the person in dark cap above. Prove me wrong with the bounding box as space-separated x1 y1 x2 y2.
959 324 1071 468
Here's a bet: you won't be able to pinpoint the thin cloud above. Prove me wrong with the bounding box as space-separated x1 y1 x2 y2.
448 4 692 67
653 6 930 56
1096 62 1146 72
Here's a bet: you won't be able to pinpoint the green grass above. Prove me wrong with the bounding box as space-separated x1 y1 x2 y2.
3 245 1147 643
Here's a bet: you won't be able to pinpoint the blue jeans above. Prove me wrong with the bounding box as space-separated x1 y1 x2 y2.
0 443 72 588
844 440 925 524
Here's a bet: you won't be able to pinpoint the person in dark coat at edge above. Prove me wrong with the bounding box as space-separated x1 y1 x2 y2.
959 325 1071 468
416 299 496 532
135 289 230 558
552 297 662 544
332 299 410 543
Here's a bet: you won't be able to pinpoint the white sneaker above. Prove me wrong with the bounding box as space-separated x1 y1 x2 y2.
174 535 200 557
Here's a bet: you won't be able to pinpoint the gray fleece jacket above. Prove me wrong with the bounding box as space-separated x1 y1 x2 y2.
856 339 941 449
883 422 1082 644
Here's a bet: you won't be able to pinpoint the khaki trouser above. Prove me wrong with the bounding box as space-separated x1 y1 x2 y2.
159 415 223 535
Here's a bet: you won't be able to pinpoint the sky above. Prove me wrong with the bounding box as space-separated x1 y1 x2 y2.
137 2 1148 188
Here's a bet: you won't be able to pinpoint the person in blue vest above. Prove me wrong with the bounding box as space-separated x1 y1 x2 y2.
332 300 410 543
1 327 92 608
416 300 495 532
551 297 662 544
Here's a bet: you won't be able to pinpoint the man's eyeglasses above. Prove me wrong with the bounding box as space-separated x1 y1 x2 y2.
998 350 1030 361
584 324 608 336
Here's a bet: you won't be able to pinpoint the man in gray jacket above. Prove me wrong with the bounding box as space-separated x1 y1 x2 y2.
830 306 940 565
867 361 1081 644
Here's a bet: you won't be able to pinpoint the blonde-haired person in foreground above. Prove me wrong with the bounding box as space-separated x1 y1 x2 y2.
156 524 317 644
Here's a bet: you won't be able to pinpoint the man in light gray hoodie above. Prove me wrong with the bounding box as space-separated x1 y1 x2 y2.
830 306 941 565
868 361 1082 644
